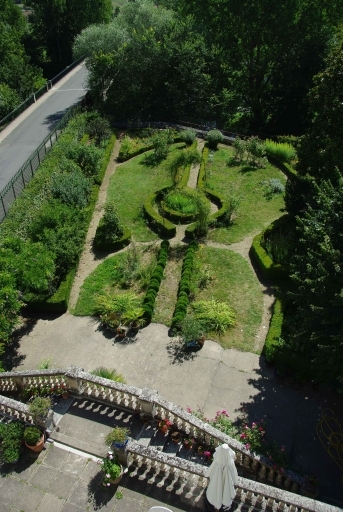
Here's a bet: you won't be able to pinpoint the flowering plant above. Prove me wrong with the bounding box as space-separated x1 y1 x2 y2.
158 419 173 430
98 456 121 486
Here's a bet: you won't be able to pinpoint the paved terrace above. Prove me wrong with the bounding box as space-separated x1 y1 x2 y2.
0 442 206 512
7 316 343 507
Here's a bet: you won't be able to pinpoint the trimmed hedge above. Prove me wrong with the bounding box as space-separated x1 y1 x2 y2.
143 240 170 322
266 154 298 181
117 144 154 162
143 189 176 238
197 143 209 189
249 232 288 280
263 297 314 380
93 228 131 252
171 241 198 328
98 135 116 183
161 201 198 223
25 267 76 314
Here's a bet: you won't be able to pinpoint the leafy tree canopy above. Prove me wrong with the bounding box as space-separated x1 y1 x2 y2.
73 0 211 121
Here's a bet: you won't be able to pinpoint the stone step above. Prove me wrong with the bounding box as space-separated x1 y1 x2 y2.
50 430 106 459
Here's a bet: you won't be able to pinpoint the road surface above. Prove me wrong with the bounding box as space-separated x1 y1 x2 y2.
0 64 88 190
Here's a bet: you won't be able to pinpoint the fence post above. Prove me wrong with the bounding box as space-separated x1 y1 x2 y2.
12 183 16 199
21 169 25 187
30 160 34 176
37 150 40 164
1 196 6 217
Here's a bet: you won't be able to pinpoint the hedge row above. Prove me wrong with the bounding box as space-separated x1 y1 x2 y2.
143 240 170 322
176 139 198 189
266 154 298 181
143 189 176 238
197 143 209 189
263 297 314 379
171 241 198 328
117 144 154 162
249 232 288 280
161 201 197 223
184 189 229 238
93 228 131 252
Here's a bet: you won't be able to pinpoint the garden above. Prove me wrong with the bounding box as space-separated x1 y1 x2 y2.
71 128 291 353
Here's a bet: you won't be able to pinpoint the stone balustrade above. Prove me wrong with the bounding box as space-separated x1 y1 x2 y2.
126 442 341 512
0 395 33 424
0 367 306 495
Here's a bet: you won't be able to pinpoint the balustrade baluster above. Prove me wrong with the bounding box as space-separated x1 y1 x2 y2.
175 470 188 495
276 472 283 486
268 468 276 484
243 454 252 469
290 482 299 494
283 477 291 490
258 464 267 480
166 467 179 491
277 500 287 511
254 493 264 509
157 463 170 488
266 497 276 510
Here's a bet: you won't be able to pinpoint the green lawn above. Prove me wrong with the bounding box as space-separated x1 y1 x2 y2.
191 246 263 352
206 146 287 244
107 144 183 242
74 245 158 316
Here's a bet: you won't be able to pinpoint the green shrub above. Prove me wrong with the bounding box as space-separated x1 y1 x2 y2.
207 130 223 149
50 170 92 208
86 115 111 145
143 241 169 321
0 422 24 463
61 141 104 179
171 242 198 327
24 427 42 445
94 202 124 245
91 366 126 383
179 129 197 146
264 139 296 163
191 299 236 335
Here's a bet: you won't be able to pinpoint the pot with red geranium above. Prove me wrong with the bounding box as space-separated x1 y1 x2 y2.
158 418 173 434
183 437 194 450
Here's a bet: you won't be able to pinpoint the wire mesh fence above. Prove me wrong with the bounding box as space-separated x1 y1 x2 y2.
0 104 81 222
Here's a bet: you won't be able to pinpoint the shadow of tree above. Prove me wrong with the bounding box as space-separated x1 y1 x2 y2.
43 109 68 128
87 470 116 510
166 336 198 365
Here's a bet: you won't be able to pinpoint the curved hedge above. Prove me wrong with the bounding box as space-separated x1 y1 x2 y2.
117 144 154 163
143 240 170 322
171 241 198 328
197 143 209 189
266 154 298 181
160 198 198 223
143 188 176 238
249 221 289 280
185 188 229 238
93 228 131 252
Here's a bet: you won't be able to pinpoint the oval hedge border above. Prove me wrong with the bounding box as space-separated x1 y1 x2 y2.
143 188 176 238
184 188 229 238
143 240 170 323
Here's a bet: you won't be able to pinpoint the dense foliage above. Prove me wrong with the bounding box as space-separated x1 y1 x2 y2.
25 0 113 73
0 0 45 118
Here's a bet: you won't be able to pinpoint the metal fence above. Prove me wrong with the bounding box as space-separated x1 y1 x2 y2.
0 104 81 222
0 56 84 130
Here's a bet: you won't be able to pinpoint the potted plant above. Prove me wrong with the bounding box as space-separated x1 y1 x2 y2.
183 437 194 450
24 426 45 453
98 455 123 486
158 419 173 434
197 445 204 455
180 316 205 349
171 431 181 443
105 427 130 449
116 325 128 338
28 396 52 424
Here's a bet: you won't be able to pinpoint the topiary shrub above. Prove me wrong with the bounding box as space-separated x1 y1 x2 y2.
143 240 170 322
179 129 197 146
94 203 131 251
207 129 223 149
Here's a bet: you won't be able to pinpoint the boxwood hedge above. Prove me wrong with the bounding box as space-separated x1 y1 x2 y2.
171 241 198 328
143 240 170 322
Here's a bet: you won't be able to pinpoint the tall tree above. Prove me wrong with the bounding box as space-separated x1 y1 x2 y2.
74 0 211 121
165 0 343 133
0 0 44 118
26 0 113 71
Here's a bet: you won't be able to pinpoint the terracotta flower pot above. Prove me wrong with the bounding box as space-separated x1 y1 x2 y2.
25 435 45 453
109 466 123 485
183 441 193 450
171 432 181 443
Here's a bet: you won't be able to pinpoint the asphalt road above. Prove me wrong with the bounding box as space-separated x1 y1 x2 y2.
0 65 88 190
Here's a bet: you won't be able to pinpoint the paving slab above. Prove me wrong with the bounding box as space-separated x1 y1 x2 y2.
36 494 64 512
12 483 45 512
